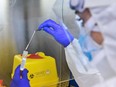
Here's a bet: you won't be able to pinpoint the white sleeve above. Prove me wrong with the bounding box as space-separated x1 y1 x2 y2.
65 39 104 87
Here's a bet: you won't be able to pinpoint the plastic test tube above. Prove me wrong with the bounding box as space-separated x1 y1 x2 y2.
20 50 28 71
20 30 37 71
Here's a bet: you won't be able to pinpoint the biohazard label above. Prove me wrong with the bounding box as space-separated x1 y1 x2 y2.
29 69 51 79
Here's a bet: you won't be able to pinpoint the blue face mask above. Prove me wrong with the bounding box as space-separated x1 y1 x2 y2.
78 33 93 61
78 30 92 61
76 16 102 61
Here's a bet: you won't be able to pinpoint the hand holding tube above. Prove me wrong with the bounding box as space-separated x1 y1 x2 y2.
38 19 74 47
10 65 30 87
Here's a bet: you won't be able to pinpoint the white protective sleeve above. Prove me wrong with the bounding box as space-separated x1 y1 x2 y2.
65 39 104 87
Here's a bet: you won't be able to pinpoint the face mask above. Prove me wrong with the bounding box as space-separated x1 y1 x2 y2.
75 16 103 61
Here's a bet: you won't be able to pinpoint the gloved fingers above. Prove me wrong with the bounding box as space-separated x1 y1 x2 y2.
39 19 59 31
42 27 55 36
13 65 20 80
22 69 29 80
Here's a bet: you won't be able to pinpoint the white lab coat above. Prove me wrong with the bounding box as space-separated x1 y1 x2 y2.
65 1 116 87
65 39 104 87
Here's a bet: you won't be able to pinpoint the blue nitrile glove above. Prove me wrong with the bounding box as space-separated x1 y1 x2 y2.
38 19 74 47
10 65 30 87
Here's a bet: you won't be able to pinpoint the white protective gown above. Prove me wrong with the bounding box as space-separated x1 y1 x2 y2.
65 1 116 87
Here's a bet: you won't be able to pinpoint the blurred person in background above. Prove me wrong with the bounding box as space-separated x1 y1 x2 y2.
70 0 116 82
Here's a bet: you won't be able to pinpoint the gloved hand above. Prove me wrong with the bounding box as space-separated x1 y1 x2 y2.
38 19 74 47
10 65 30 87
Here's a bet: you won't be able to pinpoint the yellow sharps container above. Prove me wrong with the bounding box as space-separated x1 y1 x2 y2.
11 52 59 87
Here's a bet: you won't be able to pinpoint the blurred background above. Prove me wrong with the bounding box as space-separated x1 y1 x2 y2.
0 0 79 86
